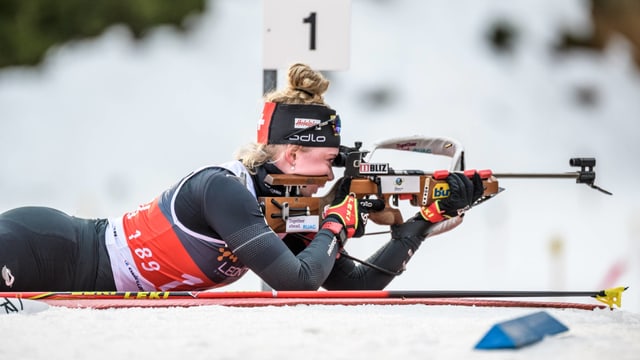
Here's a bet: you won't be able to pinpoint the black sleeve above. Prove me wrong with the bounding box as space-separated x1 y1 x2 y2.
319 246 406 290
199 171 341 290
320 223 428 290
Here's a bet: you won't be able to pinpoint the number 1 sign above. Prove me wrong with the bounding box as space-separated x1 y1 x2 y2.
263 0 351 70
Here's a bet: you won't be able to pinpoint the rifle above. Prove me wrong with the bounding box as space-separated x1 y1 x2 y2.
258 136 611 234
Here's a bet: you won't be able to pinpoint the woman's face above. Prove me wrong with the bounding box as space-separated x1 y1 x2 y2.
290 146 339 196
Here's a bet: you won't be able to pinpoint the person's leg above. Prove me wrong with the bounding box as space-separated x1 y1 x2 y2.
0 207 83 291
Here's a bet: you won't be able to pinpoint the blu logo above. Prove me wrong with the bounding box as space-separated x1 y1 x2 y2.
432 183 450 199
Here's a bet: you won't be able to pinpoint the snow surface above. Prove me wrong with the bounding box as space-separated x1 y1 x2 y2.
1 0 640 358
1 303 640 360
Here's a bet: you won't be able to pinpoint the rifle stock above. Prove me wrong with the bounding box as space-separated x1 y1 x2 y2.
259 172 501 233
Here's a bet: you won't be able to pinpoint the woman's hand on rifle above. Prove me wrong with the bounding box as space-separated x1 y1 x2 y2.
419 171 484 223
321 178 385 242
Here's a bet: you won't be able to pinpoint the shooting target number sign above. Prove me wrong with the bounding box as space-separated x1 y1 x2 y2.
263 0 351 70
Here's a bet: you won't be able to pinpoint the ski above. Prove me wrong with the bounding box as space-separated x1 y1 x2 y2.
0 286 626 310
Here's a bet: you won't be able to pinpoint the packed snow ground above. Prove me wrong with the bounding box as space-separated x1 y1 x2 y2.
2 304 640 360
1 0 640 358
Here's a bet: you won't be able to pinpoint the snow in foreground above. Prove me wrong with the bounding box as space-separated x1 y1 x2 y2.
2 304 639 360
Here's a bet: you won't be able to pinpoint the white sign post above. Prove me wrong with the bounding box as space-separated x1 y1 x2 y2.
263 0 351 71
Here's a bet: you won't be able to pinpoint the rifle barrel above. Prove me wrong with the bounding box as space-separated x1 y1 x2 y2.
492 172 579 179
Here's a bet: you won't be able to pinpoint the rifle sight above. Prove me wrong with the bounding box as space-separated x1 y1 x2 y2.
333 141 365 168
569 158 596 168
569 157 612 195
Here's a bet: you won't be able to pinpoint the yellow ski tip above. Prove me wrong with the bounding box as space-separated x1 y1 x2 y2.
594 286 628 309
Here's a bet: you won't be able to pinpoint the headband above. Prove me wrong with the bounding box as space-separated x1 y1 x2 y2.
257 102 341 148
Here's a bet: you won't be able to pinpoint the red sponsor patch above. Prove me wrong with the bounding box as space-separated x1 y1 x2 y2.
257 102 276 144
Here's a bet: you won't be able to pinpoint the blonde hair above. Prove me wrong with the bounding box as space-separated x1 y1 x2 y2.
236 63 331 173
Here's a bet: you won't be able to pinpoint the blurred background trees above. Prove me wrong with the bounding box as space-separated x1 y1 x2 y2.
2 0 639 70
556 0 640 68
0 0 206 68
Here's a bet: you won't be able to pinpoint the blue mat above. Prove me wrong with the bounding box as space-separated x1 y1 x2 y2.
475 311 569 349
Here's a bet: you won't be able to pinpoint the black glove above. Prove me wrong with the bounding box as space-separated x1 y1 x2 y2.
419 171 483 223
470 171 484 204
321 178 385 239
